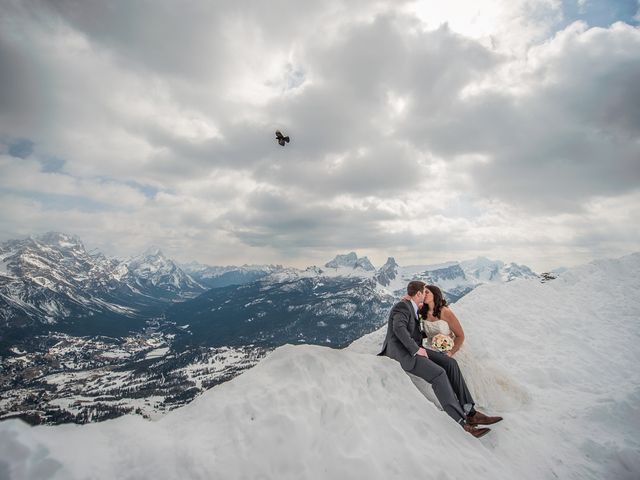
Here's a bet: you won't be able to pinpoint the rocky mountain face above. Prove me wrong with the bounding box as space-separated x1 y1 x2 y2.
374 257 399 287
0 233 204 348
414 264 474 302
122 249 205 299
0 234 132 332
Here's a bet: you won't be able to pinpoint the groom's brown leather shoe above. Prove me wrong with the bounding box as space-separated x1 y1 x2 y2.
463 423 491 438
467 410 503 426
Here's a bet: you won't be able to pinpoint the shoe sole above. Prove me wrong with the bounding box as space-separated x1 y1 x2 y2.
468 418 503 426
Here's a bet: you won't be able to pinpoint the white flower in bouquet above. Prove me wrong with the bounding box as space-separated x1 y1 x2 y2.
431 333 454 352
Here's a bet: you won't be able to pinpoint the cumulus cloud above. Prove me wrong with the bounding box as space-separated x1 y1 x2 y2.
0 0 638 270
449 21 640 211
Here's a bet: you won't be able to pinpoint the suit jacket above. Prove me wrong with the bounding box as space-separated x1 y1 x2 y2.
378 299 423 371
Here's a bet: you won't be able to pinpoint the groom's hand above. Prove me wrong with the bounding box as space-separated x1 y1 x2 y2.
417 347 428 358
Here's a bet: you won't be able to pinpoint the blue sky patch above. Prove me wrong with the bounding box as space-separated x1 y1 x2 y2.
39 155 66 173
561 0 639 29
8 139 34 159
128 182 160 199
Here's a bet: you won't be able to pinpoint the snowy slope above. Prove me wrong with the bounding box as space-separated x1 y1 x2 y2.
1 253 638 479
0 345 516 480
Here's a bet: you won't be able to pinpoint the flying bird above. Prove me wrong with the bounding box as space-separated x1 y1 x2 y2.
275 130 290 146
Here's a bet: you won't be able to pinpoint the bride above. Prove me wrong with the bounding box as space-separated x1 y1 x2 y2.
420 285 464 357
415 285 530 412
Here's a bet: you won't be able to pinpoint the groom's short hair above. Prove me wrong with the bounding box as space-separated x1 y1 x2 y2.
407 280 426 297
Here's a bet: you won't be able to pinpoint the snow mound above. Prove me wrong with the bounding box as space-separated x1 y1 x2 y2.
0 345 514 479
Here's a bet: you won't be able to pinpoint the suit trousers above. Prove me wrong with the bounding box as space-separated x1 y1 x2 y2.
409 350 475 424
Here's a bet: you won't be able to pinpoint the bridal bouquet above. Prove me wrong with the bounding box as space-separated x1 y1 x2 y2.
431 333 454 352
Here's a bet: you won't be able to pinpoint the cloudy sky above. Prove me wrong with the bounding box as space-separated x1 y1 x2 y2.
1 0 639 271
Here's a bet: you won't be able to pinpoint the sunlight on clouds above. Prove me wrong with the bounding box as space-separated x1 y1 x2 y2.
377 212 473 240
408 0 562 53
326 153 348 173
265 61 309 96
387 91 409 117
221 19 295 106
410 0 506 38
377 91 411 135
170 114 221 141
330 195 411 216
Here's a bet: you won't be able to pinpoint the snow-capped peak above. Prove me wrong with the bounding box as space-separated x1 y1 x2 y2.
142 246 164 258
460 257 537 283
325 252 358 269
29 232 86 254
325 252 375 271
124 248 204 294
375 257 398 287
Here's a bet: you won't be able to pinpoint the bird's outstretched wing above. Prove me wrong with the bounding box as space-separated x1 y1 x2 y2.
276 130 290 146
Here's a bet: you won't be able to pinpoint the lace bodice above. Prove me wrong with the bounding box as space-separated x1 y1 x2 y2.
422 319 453 339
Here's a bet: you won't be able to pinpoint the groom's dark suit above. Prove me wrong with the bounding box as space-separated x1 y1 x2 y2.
379 300 423 370
379 299 474 425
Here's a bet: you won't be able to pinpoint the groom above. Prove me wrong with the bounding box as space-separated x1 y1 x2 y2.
379 280 502 438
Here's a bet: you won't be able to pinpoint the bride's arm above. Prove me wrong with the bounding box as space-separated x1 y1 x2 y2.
442 307 465 356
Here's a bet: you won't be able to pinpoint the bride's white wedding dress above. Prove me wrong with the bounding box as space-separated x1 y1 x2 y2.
421 319 530 412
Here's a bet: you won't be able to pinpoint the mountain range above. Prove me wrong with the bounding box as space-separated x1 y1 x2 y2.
0 233 539 425
0 235 538 348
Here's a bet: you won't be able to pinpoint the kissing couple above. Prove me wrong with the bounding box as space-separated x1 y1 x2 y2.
379 280 503 438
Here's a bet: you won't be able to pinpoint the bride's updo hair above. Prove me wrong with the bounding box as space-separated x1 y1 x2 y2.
420 284 448 319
